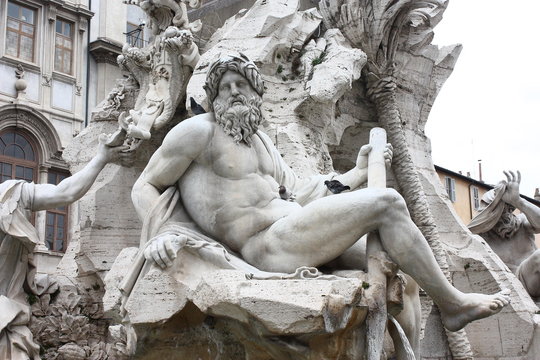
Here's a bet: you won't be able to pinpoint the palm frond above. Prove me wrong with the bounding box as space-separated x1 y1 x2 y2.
319 0 447 67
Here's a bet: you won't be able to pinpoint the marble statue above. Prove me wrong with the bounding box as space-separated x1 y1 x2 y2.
131 54 510 333
0 138 128 360
469 171 540 300
105 0 201 149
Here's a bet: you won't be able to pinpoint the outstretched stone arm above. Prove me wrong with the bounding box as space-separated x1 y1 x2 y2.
502 170 540 232
31 138 129 211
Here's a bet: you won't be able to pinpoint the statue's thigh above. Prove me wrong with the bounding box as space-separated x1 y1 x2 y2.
324 236 367 271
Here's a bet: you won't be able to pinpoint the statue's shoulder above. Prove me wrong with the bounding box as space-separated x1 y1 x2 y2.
162 113 215 151
165 113 216 141
516 213 537 234
0 179 27 195
0 179 30 209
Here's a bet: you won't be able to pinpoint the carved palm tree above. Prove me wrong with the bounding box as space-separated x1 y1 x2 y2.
319 0 473 357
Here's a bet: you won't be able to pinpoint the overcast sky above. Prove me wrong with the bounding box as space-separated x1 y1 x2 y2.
426 0 540 198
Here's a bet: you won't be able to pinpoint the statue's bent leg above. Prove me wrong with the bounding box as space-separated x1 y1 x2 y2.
242 187 510 331
392 275 421 359
242 188 402 272
245 188 451 297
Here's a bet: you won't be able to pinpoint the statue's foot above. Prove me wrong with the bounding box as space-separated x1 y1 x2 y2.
440 289 510 332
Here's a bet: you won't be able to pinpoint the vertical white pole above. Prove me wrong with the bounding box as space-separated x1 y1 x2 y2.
366 127 389 360
368 127 387 189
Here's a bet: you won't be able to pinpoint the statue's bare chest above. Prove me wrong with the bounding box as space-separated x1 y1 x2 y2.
203 131 274 179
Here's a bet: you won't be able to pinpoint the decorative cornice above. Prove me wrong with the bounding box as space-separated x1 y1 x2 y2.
1 56 40 73
89 38 123 66
42 0 94 19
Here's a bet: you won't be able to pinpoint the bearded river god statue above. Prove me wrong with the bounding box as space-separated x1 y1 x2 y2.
102 55 511 359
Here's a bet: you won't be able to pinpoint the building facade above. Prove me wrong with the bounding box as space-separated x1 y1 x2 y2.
87 0 148 117
0 0 151 273
0 0 92 272
435 165 491 224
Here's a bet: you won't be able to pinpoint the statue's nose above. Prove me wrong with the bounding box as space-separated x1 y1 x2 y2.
230 83 239 95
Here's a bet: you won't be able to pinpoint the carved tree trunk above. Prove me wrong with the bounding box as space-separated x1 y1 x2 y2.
319 0 474 356
365 67 473 359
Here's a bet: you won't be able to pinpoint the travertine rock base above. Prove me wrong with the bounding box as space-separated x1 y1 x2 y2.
105 248 371 360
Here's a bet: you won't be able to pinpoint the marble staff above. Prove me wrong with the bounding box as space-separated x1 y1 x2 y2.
366 127 392 360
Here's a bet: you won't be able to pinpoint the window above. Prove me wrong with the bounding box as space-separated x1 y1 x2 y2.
55 19 73 74
0 130 37 183
45 170 69 252
6 1 36 62
471 186 480 210
445 176 456 202
126 22 145 48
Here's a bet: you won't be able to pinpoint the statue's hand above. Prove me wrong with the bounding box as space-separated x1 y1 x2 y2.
355 143 393 170
383 143 393 169
501 170 521 207
144 234 188 269
97 134 131 164
356 144 372 171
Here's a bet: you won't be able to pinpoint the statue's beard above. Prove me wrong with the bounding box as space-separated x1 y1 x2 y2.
492 206 520 239
213 94 263 146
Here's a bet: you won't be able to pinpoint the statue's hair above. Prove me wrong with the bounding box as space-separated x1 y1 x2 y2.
204 53 264 111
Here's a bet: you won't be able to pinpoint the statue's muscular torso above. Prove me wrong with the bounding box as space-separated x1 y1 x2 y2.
167 114 300 252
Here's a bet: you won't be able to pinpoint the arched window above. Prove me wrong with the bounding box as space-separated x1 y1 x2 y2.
0 129 69 253
46 170 69 252
0 129 38 183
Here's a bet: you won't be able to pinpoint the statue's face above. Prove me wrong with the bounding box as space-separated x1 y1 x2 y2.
216 71 257 108
493 204 520 239
212 70 262 146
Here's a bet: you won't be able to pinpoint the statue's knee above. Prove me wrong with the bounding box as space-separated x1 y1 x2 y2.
378 188 406 210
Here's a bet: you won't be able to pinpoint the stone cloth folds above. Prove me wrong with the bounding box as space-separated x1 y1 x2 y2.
0 180 57 360
120 131 341 306
468 182 507 234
